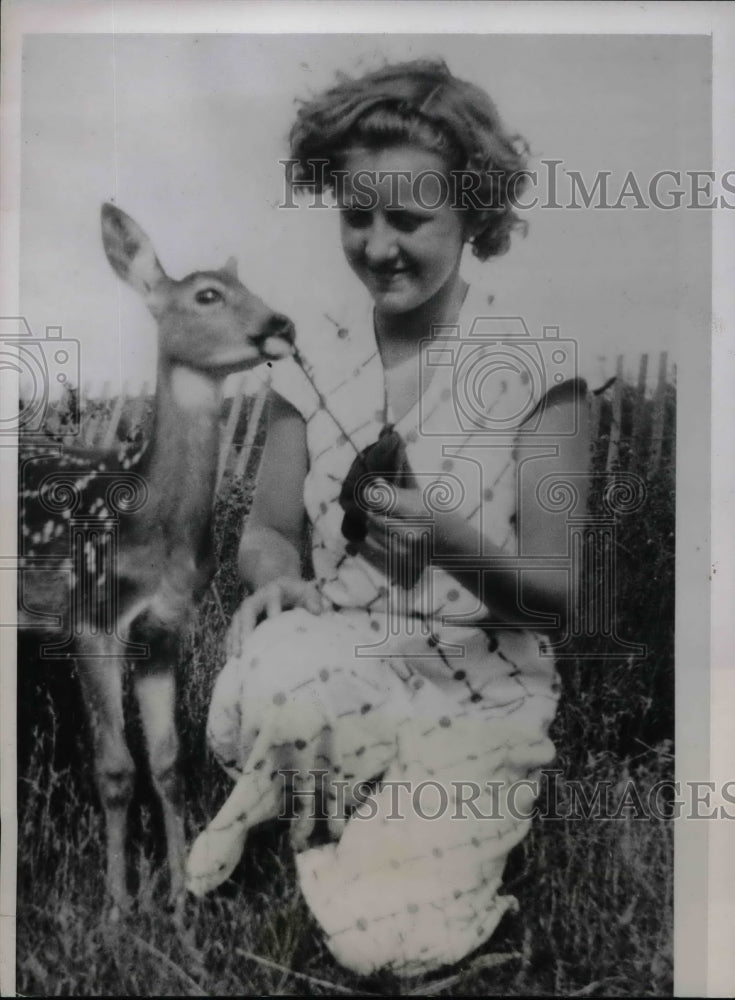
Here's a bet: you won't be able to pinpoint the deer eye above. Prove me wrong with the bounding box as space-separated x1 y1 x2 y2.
195 287 223 305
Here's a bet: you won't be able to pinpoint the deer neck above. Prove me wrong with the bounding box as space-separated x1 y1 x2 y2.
138 360 224 554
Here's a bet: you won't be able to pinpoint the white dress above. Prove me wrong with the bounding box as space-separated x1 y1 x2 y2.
186 285 563 977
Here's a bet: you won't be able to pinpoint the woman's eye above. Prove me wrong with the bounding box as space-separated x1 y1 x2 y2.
341 208 372 229
387 212 424 234
195 288 224 305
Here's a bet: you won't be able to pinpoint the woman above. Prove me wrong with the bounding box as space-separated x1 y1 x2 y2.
187 59 591 977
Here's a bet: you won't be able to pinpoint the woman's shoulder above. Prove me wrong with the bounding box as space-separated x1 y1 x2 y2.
459 284 619 413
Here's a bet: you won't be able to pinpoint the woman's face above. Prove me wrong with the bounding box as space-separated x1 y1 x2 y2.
338 144 467 317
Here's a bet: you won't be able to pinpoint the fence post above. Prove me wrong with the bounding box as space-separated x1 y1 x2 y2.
102 381 128 450
82 381 111 447
649 352 669 474
589 390 602 453
605 356 624 472
60 385 82 447
234 381 270 482
216 375 248 490
630 353 649 464
78 381 92 445
127 381 151 442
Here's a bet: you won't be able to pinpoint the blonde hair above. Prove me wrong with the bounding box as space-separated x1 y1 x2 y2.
288 59 530 260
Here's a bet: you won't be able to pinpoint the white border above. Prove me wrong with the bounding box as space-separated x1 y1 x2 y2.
708 11 735 999
1 3 732 997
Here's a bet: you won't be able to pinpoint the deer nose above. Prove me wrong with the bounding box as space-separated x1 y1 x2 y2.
259 313 295 346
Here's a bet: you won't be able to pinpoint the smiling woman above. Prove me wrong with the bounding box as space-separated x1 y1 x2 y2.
185 58 593 978
338 145 468 319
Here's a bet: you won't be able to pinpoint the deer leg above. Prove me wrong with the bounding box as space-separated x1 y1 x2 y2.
133 664 186 910
76 652 134 916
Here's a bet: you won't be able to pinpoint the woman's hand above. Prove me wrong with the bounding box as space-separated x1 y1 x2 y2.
357 480 431 587
226 577 325 658
372 480 426 520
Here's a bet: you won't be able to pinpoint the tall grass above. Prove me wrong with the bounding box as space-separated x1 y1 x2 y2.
16 387 674 996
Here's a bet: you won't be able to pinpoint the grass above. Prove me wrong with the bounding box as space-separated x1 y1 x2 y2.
16 411 675 996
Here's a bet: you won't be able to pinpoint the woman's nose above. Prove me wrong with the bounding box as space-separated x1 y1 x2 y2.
363 220 399 266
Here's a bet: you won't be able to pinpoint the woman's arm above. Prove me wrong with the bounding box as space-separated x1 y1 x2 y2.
365 390 590 629
439 391 590 627
229 389 323 646
511 388 591 621
237 389 308 589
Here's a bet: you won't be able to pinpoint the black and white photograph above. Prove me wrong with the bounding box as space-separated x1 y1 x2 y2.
2 3 733 996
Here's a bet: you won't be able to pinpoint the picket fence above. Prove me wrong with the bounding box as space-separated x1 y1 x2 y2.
33 352 676 488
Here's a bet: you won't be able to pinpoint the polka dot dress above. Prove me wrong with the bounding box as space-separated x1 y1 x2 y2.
186 287 561 977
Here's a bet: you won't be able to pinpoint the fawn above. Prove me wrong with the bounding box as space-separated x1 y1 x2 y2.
18 203 294 916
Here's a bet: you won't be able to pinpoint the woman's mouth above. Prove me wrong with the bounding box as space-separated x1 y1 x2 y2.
370 267 409 284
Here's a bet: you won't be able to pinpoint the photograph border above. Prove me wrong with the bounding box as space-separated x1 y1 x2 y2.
2 3 733 996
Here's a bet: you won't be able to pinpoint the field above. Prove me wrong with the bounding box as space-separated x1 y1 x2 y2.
15 381 675 996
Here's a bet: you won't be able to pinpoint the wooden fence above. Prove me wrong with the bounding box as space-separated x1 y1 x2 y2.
589 352 675 477
29 351 676 488
37 378 271 491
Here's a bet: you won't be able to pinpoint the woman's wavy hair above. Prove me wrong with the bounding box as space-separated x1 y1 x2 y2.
288 59 530 260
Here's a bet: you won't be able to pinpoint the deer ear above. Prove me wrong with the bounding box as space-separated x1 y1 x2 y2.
222 256 238 279
101 203 167 299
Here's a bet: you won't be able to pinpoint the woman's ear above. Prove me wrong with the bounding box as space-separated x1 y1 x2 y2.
463 210 491 242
